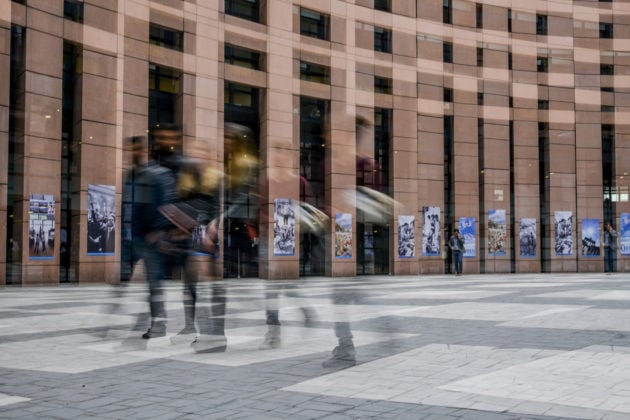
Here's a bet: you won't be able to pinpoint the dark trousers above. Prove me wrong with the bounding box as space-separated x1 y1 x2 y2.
605 247 616 273
142 243 167 321
453 250 463 274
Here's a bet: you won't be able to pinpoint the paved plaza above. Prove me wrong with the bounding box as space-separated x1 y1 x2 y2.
1 273 630 419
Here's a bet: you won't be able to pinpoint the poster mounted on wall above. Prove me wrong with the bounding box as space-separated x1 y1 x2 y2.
335 213 352 258
620 213 630 256
554 211 573 256
488 209 507 257
458 217 476 258
29 194 55 260
87 184 116 256
398 215 415 258
421 206 440 256
581 219 600 257
519 218 537 258
273 198 295 256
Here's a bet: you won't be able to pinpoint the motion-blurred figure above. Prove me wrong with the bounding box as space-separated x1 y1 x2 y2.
150 124 226 351
122 135 177 339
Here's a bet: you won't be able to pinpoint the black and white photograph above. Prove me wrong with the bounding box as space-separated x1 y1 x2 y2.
274 198 295 256
421 206 440 256
519 218 537 258
87 184 116 256
398 215 415 258
29 194 55 260
554 211 573 256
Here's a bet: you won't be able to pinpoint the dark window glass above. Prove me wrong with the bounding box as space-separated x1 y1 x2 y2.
508 9 512 33
538 100 549 110
508 52 513 70
601 87 614 93
477 92 484 105
64 0 84 23
536 14 547 35
149 64 181 128
537 56 548 72
509 96 513 108
443 41 453 63
224 44 262 70
601 63 614 75
374 0 391 11
300 8 330 40
443 0 452 24
11 0 26 4
149 23 184 51
600 22 613 39
599 0 612 3
374 76 392 94
476 4 483 29
444 87 453 102
477 47 483 67
300 61 330 84
374 27 392 53
225 0 260 23
601 105 615 112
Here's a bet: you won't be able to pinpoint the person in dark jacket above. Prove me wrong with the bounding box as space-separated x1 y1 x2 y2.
122 135 178 339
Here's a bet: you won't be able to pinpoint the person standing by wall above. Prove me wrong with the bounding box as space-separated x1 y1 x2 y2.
604 222 618 274
449 228 465 276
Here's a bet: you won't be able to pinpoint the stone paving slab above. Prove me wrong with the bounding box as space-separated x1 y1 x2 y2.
1 273 630 419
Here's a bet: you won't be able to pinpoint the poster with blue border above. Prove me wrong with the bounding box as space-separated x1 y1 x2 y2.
488 209 506 257
620 213 630 256
519 218 537 258
398 215 415 258
581 219 600 257
421 206 440 256
335 213 352 258
458 217 476 258
29 194 55 260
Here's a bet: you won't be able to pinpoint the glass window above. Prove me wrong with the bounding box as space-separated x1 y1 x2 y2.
476 4 483 29
444 87 453 102
224 44 262 70
538 100 549 110
508 9 512 33
225 0 260 23
300 61 330 84
601 105 615 113
536 14 547 35
64 0 84 23
600 22 613 39
508 52 513 70
149 23 184 51
374 27 392 53
443 0 452 24
374 0 391 11
601 63 614 75
374 76 392 94
300 8 330 40
443 41 453 63
477 47 483 67
477 92 484 105
537 56 548 72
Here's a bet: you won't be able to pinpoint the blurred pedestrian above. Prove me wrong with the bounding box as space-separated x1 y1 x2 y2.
604 222 618 274
449 228 465 276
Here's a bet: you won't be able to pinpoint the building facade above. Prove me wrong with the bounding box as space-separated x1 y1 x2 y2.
1 0 629 285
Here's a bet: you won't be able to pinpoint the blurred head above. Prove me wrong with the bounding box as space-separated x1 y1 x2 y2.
128 135 148 166
454 228 460 235
152 123 182 159
224 122 254 155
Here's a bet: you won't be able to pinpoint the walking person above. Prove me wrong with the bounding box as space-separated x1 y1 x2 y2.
604 222 618 274
449 228 465 276
122 135 178 340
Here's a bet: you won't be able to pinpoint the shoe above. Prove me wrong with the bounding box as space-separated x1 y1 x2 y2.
258 325 281 350
142 322 166 339
191 335 227 353
322 344 356 368
170 326 197 344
